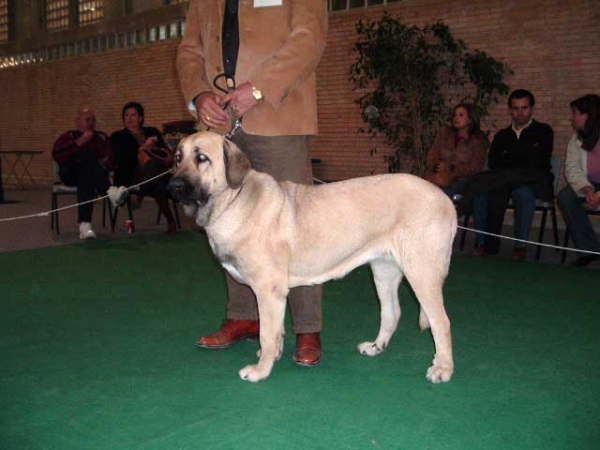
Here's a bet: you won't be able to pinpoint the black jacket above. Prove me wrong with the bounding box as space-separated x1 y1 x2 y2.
486 119 554 200
110 127 166 186
456 119 555 217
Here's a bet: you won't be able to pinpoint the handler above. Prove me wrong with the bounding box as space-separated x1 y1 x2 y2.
176 0 327 366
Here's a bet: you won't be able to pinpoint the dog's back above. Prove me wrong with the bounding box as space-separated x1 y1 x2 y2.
275 174 457 286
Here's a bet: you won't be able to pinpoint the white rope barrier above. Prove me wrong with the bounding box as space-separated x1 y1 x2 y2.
1 172 598 257
456 225 600 256
0 169 170 223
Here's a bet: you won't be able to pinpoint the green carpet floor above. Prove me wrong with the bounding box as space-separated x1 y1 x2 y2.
1 231 598 449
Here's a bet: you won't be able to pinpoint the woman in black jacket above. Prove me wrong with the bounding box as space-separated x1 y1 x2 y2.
111 102 176 234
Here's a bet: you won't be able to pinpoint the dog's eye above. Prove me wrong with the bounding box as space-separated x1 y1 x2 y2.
196 153 209 164
174 152 182 165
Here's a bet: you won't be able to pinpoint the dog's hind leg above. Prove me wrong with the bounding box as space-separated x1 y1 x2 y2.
358 258 403 357
404 270 454 383
239 283 287 383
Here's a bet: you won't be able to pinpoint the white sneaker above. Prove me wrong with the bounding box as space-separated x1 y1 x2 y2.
79 222 97 240
107 186 129 207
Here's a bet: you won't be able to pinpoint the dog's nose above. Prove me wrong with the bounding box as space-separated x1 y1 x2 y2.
168 177 190 200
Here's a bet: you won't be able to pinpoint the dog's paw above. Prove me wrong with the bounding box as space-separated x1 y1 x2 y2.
239 364 268 383
426 363 454 383
357 341 386 356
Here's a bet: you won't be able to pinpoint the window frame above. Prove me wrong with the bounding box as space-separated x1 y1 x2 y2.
0 0 12 44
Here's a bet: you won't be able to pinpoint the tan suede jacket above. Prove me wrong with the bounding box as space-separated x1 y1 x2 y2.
176 0 327 136
425 126 489 180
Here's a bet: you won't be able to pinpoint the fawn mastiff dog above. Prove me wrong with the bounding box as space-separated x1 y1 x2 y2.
168 132 457 383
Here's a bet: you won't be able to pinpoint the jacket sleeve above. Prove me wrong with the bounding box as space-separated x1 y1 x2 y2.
52 131 79 166
176 1 212 116
110 131 124 171
425 130 444 174
453 134 489 179
564 134 592 193
93 132 114 170
487 130 505 170
249 0 328 110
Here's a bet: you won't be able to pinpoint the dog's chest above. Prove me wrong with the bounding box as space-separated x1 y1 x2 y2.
208 236 247 284
221 261 246 284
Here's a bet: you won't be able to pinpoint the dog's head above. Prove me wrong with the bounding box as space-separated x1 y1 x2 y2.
168 131 251 226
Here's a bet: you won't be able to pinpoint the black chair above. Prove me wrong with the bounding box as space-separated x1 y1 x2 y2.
162 120 197 150
458 155 561 261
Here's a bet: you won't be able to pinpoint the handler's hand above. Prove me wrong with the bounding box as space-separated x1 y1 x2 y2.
222 82 259 119
195 92 229 128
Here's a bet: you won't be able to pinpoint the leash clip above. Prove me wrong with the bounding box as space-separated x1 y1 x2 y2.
225 119 242 139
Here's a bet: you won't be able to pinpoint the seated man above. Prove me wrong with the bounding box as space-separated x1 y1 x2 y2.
52 108 126 239
457 89 554 260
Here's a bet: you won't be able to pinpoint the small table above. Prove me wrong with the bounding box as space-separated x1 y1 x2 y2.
0 150 44 189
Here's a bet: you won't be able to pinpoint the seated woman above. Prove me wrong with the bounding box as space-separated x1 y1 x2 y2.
557 94 600 267
111 101 176 234
425 103 489 197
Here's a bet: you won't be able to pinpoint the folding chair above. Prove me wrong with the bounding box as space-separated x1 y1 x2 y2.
50 162 110 235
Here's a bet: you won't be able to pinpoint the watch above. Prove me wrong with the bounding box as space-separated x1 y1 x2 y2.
252 86 264 103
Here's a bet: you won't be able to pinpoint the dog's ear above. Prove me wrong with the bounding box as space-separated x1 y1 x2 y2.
223 138 251 189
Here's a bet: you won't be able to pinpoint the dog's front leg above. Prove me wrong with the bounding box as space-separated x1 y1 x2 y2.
239 286 287 383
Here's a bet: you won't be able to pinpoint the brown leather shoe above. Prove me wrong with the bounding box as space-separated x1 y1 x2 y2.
196 319 259 349
293 332 322 366
512 247 526 261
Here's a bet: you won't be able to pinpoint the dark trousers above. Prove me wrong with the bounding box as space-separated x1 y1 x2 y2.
457 169 552 253
557 183 600 256
224 130 323 334
59 148 110 223
137 159 174 224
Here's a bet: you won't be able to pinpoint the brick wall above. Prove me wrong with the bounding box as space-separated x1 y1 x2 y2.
314 0 600 181
0 39 188 183
0 0 598 185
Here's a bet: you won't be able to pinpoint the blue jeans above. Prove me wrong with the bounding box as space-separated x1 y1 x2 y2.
557 182 600 255
510 185 536 248
472 185 537 250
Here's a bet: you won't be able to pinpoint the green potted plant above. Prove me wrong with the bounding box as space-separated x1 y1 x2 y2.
350 13 512 175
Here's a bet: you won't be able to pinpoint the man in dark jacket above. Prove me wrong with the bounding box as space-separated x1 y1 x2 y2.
458 89 554 260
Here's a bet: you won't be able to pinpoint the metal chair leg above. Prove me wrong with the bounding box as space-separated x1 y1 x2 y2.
561 227 570 263
459 214 470 251
535 208 548 261
551 207 559 248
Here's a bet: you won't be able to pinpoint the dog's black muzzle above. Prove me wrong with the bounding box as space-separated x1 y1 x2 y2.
168 176 195 204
